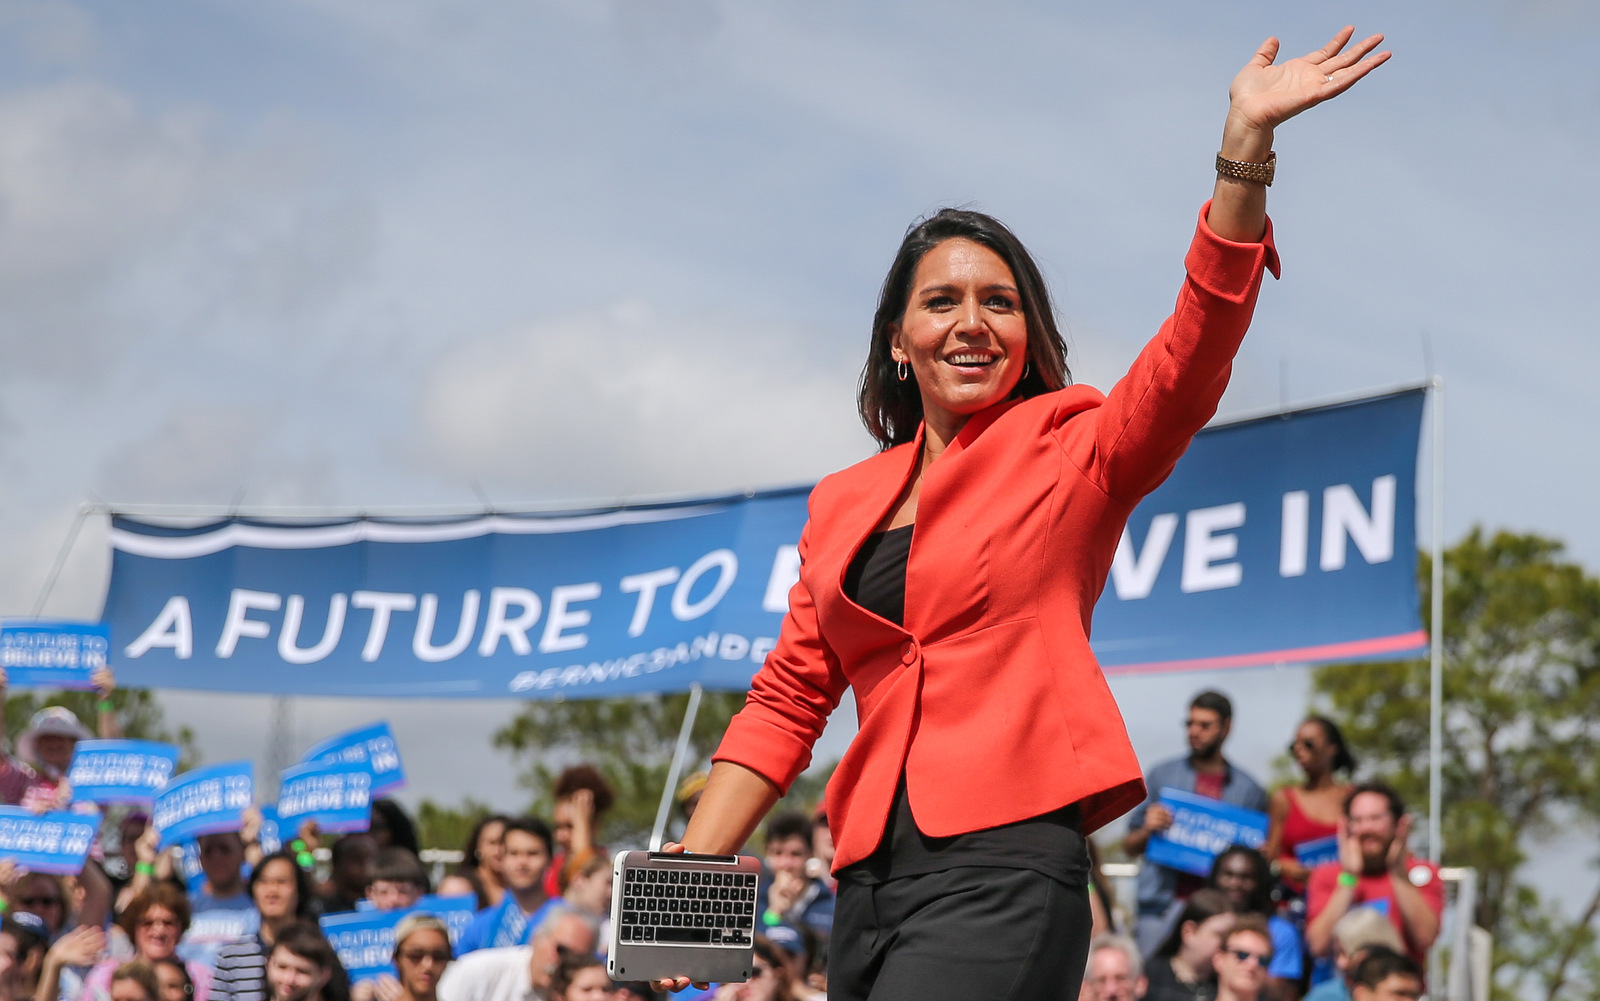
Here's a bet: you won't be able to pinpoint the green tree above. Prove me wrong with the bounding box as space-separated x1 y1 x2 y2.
494 691 840 849
1311 528 1600 1001
2 686 197 764
416 797 494 853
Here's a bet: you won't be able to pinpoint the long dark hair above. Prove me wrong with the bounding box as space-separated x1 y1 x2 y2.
858 208 1070 449
1207 844 1274 915
249 850 316 921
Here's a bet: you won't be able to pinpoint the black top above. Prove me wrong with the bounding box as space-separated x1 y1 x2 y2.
1144 957 1218 1001
836 526 1088 887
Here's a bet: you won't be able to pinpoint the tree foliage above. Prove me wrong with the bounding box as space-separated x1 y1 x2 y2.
1311 528 1600 1001
415 797 494 853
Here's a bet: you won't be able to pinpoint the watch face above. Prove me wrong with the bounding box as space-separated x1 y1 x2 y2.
1408 864 1433 887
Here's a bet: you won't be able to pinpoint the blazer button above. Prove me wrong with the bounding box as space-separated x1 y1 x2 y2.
901 641 917 665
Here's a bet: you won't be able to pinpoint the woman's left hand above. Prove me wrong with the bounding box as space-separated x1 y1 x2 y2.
1227 27 1389 135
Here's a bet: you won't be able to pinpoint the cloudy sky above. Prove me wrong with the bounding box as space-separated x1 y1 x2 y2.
0 0 1595 903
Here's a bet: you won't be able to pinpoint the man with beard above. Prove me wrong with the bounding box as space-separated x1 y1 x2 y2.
266 923 347 1001
455 819 558 954
1305 783 1441 976
1123 692 1269 955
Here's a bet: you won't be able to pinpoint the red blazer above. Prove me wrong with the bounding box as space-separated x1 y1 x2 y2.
714 203 1281 872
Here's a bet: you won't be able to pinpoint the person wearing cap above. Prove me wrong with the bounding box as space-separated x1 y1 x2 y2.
0 666 123 810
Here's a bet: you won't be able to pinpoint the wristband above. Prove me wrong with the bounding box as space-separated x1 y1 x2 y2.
1337 871 1359 888
135 862 156 876
97 699 115 714
0 898 9 914
761 909 783 927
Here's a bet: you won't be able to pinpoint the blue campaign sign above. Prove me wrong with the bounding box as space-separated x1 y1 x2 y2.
103 390 1426 697
0 621 111 689
302 723 405 797
154 761 254 847
258 805 283 855
67 740 181 805
0 808 98 874
277 759 373 834
1295 835 1340 870
320 895 477 982
178 841 206 894
1146 788 1270 877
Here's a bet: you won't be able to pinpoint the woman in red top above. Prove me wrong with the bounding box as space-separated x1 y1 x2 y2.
1265 716 1358 894
659 28 1389 1000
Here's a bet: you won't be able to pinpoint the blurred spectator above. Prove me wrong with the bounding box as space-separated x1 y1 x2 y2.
558 856 612 955
106 813 152 903
609 984 660 1001
735 937 794 1001
1214 916 1273 1001
455 818 557 954
807 809 834 893
546 951 607 1001
316 835 378 917
1 913 50 1001
441 817 511 910
545 767 614 898
0 667 122 811
84 884 213 1001
368 802 421 857
757 814 832 938
1265 719 1355 895
36 925 104 1001
1305 783 1441 978
1145 889 1232 1001
1123 693 1268 955
756 924 822 1001
264 924 347 1001
2 868 70 938
109 962 162 1001
1206 846 1302 1000
180 833 260 968
437 906 596 1001
1084 935 1147 1001
212 851 317 1001
1346 949 1420 1001
351 913 453 1001
1303 911 1405 1001
150 959 193 1001
365 850 430 912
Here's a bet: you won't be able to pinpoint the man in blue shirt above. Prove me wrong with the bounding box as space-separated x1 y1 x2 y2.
455 817 559 953
1123 691 1269 957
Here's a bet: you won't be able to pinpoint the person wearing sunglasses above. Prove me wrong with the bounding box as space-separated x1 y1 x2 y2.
730 938 793 1001
389 915 453 1001
83 884 214 1001
1264 718 1356 897
1212 917 1274 1001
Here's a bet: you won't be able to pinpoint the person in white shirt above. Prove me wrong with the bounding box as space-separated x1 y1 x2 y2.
437 908 596 1001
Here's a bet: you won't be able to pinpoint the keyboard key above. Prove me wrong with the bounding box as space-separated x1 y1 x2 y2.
656 927 711 944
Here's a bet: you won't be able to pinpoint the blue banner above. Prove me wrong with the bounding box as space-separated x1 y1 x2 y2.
0 621 110 689
104 390 1426 696
277 759 373 834
1295 834 1340 870
320 895 477 982
302 723 405 797
154 761 253 847
0 808 98 874
1146 788 1269 877
67 739 181 806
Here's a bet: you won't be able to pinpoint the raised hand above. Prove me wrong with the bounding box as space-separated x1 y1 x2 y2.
1386 814 1414 873
1229 27 1389 134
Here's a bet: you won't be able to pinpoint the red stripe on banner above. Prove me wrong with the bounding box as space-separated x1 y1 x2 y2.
1102 630 1429 676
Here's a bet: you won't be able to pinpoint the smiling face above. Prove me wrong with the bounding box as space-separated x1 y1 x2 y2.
890 238 1029 437
1347 791 1400 870
135 904 183 960
253 858 300 922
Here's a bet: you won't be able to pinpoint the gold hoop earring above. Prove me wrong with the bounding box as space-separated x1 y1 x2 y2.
897 360 908 382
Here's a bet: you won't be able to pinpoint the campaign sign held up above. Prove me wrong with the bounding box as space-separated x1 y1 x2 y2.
68 740 181 806
258 805 283 855
155 761 253 847
0 807 98 874
320 896 477 982
0 621 110 689
1145 788 1270 877
277 759 373 834
302 723 405 797
1295 835 1340 870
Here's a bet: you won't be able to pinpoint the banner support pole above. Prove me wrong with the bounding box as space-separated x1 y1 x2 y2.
31 504 91 618
650 683 703 851
1428 375 1445 864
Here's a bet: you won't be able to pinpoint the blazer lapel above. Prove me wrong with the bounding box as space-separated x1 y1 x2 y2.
830 425 924 629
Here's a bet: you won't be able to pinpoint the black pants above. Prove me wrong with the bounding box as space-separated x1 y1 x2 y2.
829 866 1092 1001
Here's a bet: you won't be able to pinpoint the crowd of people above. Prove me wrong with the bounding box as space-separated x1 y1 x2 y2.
0 669 1445 1001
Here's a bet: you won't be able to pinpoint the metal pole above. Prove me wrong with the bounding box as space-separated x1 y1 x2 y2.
1429 376 1445 865
31 504 91 618
650 683 703 851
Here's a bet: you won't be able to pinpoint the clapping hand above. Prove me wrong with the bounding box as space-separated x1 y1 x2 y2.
1228 27 1389 135
1385 814 1414 874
